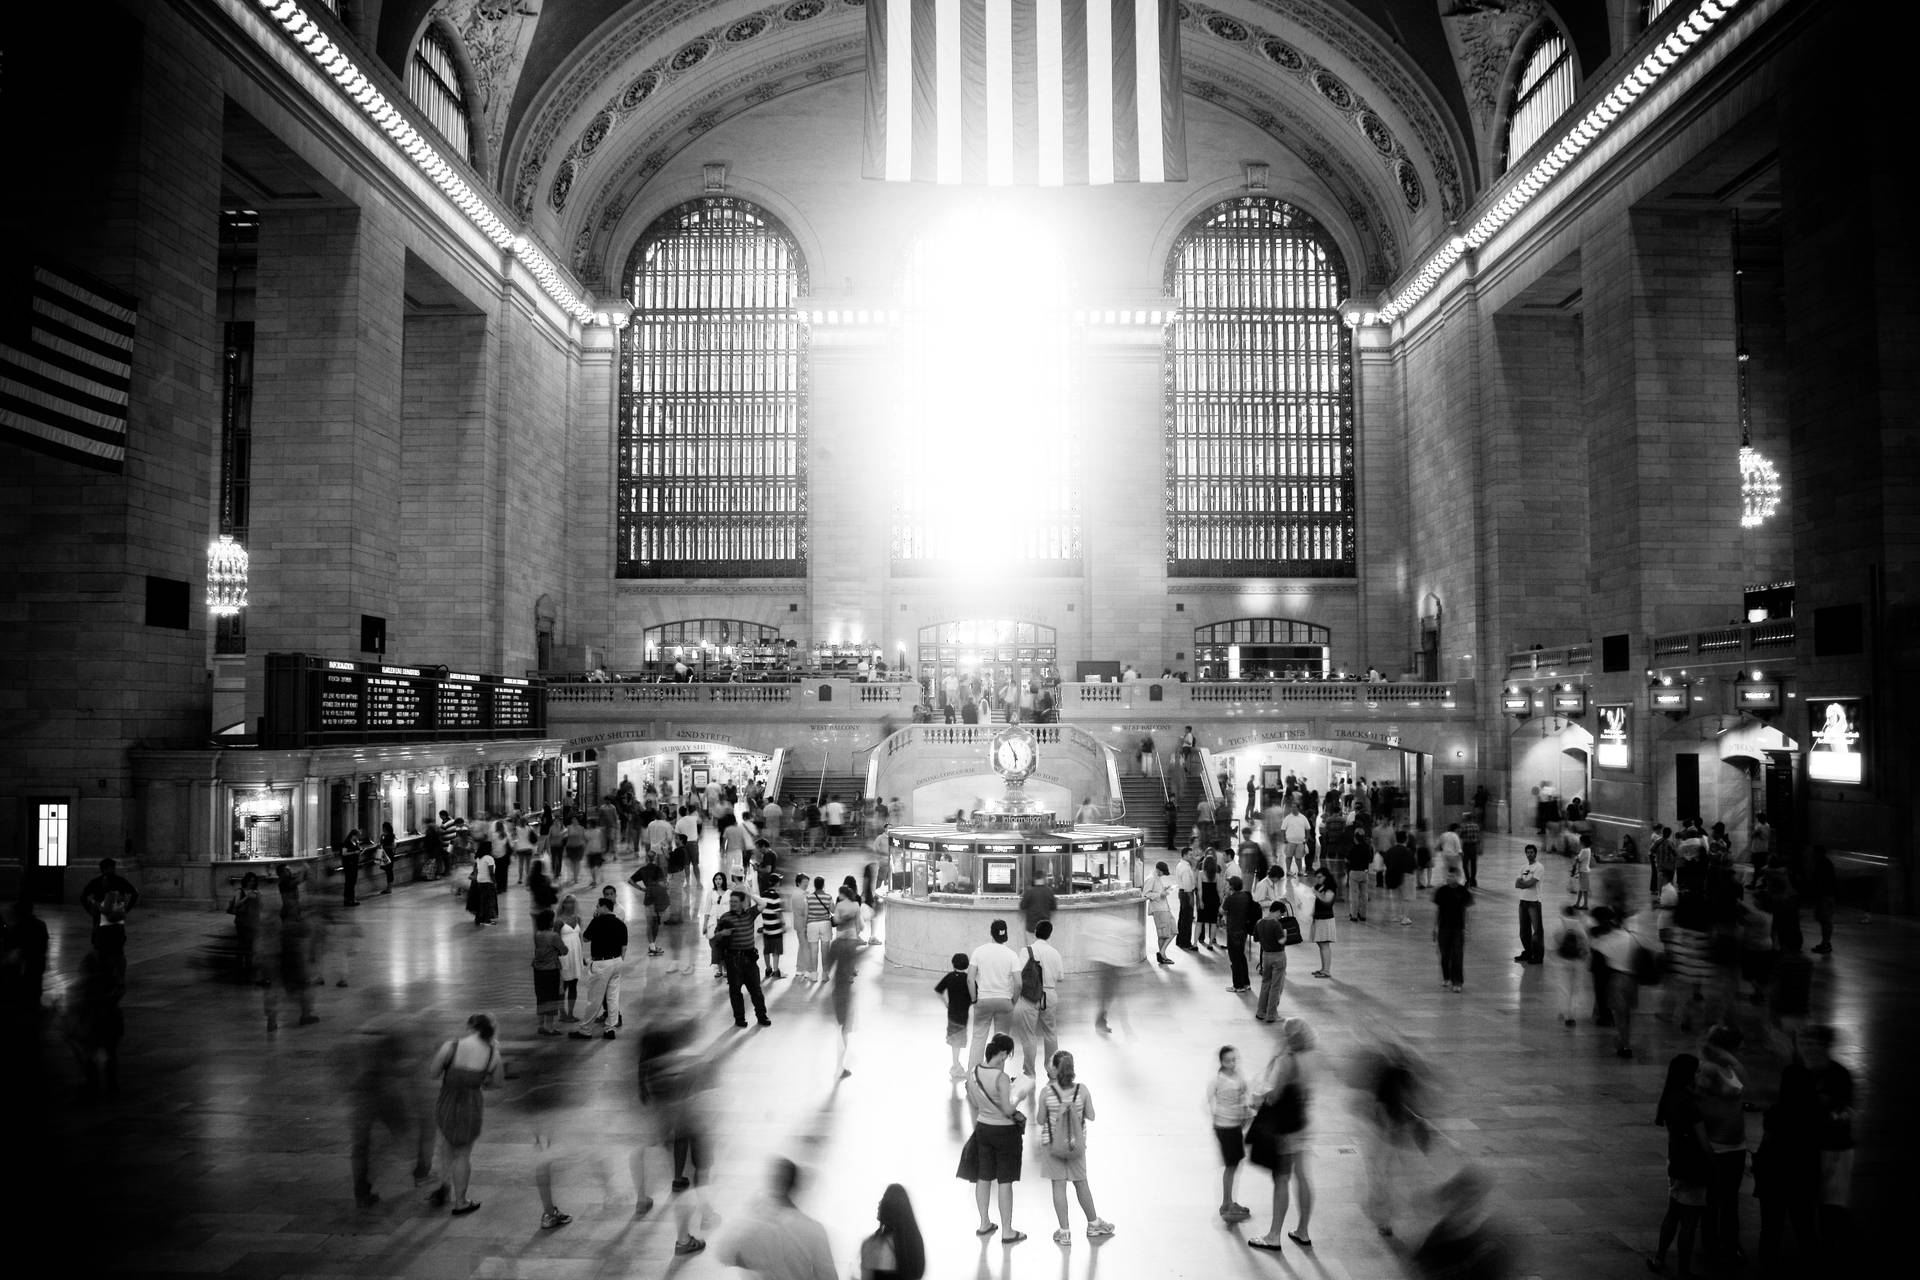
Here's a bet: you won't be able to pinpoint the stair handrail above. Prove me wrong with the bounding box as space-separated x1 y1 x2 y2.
1105 742 1125 821
766 746 788 801
816 760 828 805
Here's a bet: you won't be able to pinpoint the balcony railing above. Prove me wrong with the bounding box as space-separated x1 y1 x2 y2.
1648 619 1797 667
1060 680 1469 714
1505 643 1593 674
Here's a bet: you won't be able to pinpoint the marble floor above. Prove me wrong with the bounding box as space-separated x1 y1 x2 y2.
13 832 1908 1280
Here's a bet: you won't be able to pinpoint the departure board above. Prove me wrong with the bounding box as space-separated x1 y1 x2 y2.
264 654 547 747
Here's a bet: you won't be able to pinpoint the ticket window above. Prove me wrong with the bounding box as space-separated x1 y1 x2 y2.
978 855 1019 894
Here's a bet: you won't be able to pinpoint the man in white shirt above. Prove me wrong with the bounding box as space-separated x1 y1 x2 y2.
1280 806 1311 877
1437 822 1464 881
1173 849 1199 950
760 798 783 840
1195 794 1217 850
1074 796 1103 825
821 795 848 852
967 919 1020 1067
1013 920 1063 1079
1253 865 1289 912
713 1157 836 1280
1514 844 1544 964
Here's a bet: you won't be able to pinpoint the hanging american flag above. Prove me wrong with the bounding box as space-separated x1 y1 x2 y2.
0 260 137 473
864 0 1187 185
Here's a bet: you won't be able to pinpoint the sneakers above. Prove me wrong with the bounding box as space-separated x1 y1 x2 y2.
1053 1229 1074 1245
1087 1220 1116 1239
540 1209 572 1230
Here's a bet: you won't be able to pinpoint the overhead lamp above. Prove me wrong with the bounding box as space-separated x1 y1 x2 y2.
207 535 249 616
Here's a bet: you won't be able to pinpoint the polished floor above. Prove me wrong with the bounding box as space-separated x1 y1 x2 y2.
17 831 1907 1279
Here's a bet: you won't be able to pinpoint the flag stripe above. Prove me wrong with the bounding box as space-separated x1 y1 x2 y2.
1010 0 1040 186
865 0 1184 186
4 348 130 408
0 260 133 472
39 267 137 330
1036 0 1064 185
1061 0 1089 184
911 0 939 182
1135 0 1162 182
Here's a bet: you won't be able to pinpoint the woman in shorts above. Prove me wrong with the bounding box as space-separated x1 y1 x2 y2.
956 1034 1031 1244
1037 1051 1114 1244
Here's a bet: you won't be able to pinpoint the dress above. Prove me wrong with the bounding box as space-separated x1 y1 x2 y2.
435 1063 489 1147
557 920 583 983
1310 888 1338 943
1198 873 1222 925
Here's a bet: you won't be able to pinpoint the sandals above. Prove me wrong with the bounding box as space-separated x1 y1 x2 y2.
1248 1236 1285 1251
450 1200 482 1216
975 1224 998 1236
1287 1231 1313 1248
1001 1231 1028 1244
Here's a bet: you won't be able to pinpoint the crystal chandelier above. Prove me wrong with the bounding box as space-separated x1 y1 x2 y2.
1732 212 1779 528
207 534 249 615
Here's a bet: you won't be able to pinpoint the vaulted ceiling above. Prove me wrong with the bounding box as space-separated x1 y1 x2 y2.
371 1 1616 290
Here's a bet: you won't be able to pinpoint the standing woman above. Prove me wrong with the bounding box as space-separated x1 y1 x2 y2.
1647 1053 1710 1277
956 1033 1032 1244
805 876 835 977
378 822 397 894
1307 867 1338 978
426 1013 501 1215
1247 1017 1318 1252
226 872 263 984
1144 861 1177 966
1197 851 1223 949
555 895 584 1023
700 872 730 981
859 1182 927 1280
1038 1050 1115 1244
468 839 499 927
531 909 566 1036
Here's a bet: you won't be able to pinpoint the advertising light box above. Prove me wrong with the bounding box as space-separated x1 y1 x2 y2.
1807 697 1865 784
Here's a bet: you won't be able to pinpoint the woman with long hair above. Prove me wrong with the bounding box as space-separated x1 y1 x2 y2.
1144 861 1176 965
555 895 584 1022
700 872 730 981
1648 1053 1710 1276
426 1013 501 1216
1309 867 1339 978
859 1182 927 1278
531 910 566 1037
1197 851 1223 949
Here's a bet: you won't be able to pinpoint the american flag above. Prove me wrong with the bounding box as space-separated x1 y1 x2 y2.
1 260 137 473
864 0 1188 185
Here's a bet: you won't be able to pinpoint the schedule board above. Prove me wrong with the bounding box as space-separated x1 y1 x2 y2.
265 653 546 746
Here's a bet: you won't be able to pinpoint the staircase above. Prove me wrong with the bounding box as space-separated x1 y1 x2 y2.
804 773 868 807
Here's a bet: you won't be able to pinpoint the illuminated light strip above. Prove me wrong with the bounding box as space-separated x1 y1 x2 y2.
1355 0 1747 327
250 0 600 325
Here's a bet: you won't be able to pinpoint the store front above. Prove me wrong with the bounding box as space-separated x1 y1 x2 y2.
611 740 776 806
917 619 1059 712
1207 735 1425 826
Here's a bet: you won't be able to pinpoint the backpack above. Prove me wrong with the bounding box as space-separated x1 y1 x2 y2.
1045 1083 1080 1157
1019 946 1046 1007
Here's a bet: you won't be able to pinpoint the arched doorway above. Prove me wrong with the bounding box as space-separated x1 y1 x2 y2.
1508 717 1594 839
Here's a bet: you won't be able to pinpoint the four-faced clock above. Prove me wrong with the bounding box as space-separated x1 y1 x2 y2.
990 726 1038 781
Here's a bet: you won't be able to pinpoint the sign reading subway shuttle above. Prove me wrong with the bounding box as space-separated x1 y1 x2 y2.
264 653 546 747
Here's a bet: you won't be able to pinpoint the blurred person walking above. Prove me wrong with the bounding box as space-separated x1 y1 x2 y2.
1647 1052 1710 1276
1246 1017 1318 1252
714 1156 836 1279
344 1027 434 1208
531 909 567 1036
634 1001 713 1256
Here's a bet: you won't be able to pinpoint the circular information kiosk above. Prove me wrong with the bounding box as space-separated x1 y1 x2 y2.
880 727 1148 974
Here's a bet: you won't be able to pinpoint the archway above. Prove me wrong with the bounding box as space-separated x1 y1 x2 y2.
916 620 1059 716
1508 717 1595 838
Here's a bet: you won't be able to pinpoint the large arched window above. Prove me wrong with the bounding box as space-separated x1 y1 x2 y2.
1193 618 1330 681
1164 198 1354 578
406 26 475 165
618 199 808 578
1504 28 1576 172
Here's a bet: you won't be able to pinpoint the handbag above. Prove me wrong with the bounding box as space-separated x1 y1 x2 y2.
973 1067 1027 1133
1279 907 1304 947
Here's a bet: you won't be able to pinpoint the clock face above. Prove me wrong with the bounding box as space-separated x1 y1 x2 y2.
991 728 1037 779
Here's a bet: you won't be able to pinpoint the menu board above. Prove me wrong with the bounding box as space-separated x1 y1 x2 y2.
265 654 547 747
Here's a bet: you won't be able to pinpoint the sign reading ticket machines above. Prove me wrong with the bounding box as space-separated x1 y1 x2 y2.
1806 697 1865 784
1595 704 1631 770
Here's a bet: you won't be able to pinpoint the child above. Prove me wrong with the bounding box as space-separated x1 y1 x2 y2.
934 952 973 1081
1208 1045 1253 1222
1550 905 1589 1028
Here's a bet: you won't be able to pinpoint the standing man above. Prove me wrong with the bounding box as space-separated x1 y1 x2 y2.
1013 920 1062 1079
966 919 1020 1067
1252 900 1291 1022
1436 822 1464 883
1513 844 1544 965
1280 805 1311 877
570 898 629 1040
338 832 362 908
1458 811 1482 887
1222 875 1258 994
1019 871 1058 941
1346 835 1372 923
81 858 140 947
1245 776 1258 822
713 888 772 1028
1173 849 1199 951
821 794 847 854
1195 793 1217 851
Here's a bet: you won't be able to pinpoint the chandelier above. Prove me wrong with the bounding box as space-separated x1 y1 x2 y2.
207 534 249 616
1732 212 1779 528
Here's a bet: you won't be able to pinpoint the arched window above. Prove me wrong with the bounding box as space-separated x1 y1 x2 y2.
618 198 808 578
1504 28 1576 172
1192 618 1330 681
1164 198 1354 578
407 25 474 164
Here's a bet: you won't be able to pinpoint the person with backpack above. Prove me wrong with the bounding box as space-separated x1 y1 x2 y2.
1037 1050 1115 1245
1014 921 1062 1080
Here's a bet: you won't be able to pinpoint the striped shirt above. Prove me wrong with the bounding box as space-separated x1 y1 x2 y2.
806 892 833 926
759 891 786 938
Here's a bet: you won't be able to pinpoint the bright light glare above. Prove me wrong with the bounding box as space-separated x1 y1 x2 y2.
898 203 1073 572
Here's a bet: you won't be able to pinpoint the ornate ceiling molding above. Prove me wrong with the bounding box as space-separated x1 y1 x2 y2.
513 0 1472 237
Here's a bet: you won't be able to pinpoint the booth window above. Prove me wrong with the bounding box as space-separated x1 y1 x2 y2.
406 26 475 165
35 802 69 868
1504 29 1576 172
619 199 808 578
1164 199 1354 577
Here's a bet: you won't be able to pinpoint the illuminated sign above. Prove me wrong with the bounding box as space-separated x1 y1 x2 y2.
1552 690 1587 715
264 653 547 747
1807 698 1864 784
1502 694 1532 713
1596 704 1631 770
1737 681 1782 709
1650 684 1689 712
